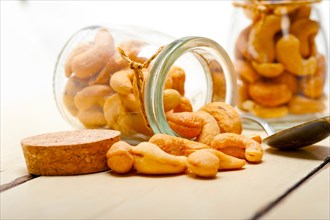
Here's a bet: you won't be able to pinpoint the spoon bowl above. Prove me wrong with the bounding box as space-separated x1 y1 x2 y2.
242 115 330 150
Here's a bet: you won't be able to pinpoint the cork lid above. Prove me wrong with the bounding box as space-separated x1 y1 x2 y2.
21 129 121 147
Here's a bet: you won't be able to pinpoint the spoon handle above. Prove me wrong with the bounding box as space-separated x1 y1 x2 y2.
241 115 276 136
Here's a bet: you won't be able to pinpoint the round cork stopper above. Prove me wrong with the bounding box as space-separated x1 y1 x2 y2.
21 129 120 176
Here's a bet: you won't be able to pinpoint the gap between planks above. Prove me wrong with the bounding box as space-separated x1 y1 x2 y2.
251 156 330 220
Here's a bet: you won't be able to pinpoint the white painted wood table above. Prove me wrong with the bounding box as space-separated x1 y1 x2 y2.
1 97 329 219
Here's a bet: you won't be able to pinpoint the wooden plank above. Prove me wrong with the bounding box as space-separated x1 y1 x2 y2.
0 99 72 185
262 163 330 220
1 137 329 219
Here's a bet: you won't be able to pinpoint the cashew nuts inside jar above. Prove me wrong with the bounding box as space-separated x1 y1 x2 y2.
230 0 329 129
53 25 237 143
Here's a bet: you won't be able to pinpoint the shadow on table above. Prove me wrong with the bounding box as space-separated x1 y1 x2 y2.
265 144 330 161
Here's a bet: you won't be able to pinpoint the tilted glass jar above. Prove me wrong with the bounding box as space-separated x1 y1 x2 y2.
229 0 329 129
53 25 236 143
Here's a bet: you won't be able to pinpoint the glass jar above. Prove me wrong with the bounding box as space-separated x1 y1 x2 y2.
229 0 329 129
53 25 236 143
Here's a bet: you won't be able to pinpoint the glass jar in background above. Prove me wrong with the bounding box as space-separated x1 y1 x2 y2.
229 0 329 129
53 25 236 143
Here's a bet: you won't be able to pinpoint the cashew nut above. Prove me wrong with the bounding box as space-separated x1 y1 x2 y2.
74 85 114 110
72 28 115 79
199 102 242 134
106 141 134 174
251 61 284 78
195 111 221 146
103 93 127 130
166 111 203 139
65 42 93 77
248 80 292 107
63 76 88 116
205 149 246 170
272 72 299 94
149 133 209 156
211 133 263 163
173 96 193 113
119 93 139 112
276 34 317 76
300 75 324 99
242 100 289 118
235 60 260 83
290 18 319 58
288 95 325 114
291 5 312 21
77 107 107 128
89 52 127 85
235 25 252 60
211 71 226 102
132 142 187 175
167 66 186 96
163 89 182 112
187 149 220 178
109 68 134 95
248 15 282 63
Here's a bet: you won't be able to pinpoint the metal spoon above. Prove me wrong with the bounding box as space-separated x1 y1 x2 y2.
242 115 330 150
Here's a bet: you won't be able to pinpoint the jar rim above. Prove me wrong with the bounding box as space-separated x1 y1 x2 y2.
144 36 237 136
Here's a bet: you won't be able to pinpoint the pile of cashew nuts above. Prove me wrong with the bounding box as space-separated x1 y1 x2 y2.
106 101 264 178
235 4 326 118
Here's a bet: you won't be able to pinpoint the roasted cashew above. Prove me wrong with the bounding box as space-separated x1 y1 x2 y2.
88 52 127 85
273 5 300 15
235 60 260 83
273 72 299 94
211 71 226 102
276 34 317 76
119 93 139 112
315 53 326 80
132 142 187 175
167 66 186 96
235 25 252 60
63 77 88 116
211 133 263 163
205 149 246 170
109 68 134 95
195 111 221 146
291 5 312 21
290 18 319 58
106 141 134 174
242 100 289 119
300 75 324 99
251 61 284 78
248 80 292 107
77 107 107 128
74 85 114 110
173 96 193 113
199 102 242 134
289 95 325 114
163 89 182 112
103 93 127 130
166 111 203 139
65 42 93 77
72 28 115 79
248 15 282 63
149 134 209 156
237 81 250 110
187 149 219 178
116 112 153 137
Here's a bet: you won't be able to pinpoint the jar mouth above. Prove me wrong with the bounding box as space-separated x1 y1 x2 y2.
144 36 237 136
